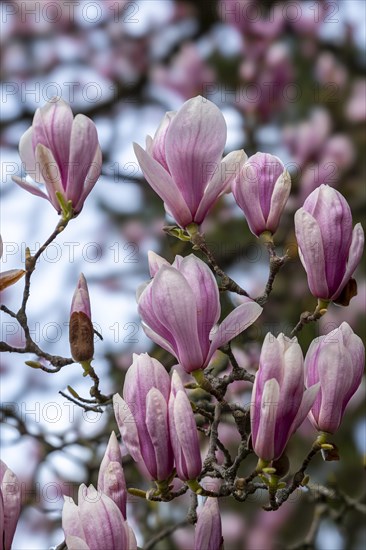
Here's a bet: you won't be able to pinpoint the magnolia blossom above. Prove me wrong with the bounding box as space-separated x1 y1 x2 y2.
138 253 263 373
134 96 246 228
251 333 320 462
305 322 365 434
62 484 136 550
98 432 127 519
194 498 223 550
232 152 291 237
169 371 202 481
0 235 24 292
13 97 102 215
69 274 94 362
0 461 21 550
113 353 174 481
295 185 364 302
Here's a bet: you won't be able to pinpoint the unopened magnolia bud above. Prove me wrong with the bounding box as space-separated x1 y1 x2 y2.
69 311 94 362
69 274 94 362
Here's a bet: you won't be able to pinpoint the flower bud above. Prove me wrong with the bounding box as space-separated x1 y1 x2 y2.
1 460 21 550
295 185 364 303
0 235 25 291
169 371 201 481
12 97 102 216
69 274 94 362
98 432 127 519
113 353 174 482
305 322 365 434
251 333 320 462
194 497 223 550
232 152 291 237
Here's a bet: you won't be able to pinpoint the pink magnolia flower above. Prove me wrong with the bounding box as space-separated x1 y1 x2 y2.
113 353 174 482
305 322 365 434
232 152 291 237
251 333 319 462
0 461 21 550
62 484 136 550
13 97 102 215
295 185 364 302
169 371 201 481
138 253 262 373
133 96 246 228
194 497 223 550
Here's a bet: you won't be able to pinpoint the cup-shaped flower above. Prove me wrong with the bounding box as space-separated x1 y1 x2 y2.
295 184 364 302
305 322 365 434
12 97 102 216
169 371 201 481
98 432 127 519
138 253 263 373
113 353 174 482
232 152 291 237
69 274 94 363
194 498 223 550
62 484 136 550
0 461 21 550
133 96 247 228
251 333 320 463
0 235 25 292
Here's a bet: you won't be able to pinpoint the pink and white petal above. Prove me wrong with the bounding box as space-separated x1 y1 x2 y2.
18 127 37 176
134 143 192 227
62 497 85 540
74 145 102 213
331 223 364 300
294 208 329 298
178 255 220 351
207 299 262 364
138 282 177 351
12 176 49 201
266 170 291 232
151 266 204 372
232 164 267 236
151 111 175 171
290 383 320 434
67 115 99 206
35 144 64 210
173 391 202 479
32 98 73 181
254 379 279 461
125 523 138 550
141 324 177 358
148 250 170 277
146 388 172 481
195 150 247 224
0 269 25 292
113 395 143 463
165 96 227 213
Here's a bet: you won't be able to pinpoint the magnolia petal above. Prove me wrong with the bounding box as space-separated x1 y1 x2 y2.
173 391 201 480
67 115 99 207
146 388 172 481
148 250 170 277
266 170 291 233
165 96 227 213
208 299 262 364
74 144 102 214
12 175 49 201
232 161 267 236
291 383 320 434
195 150 247 224
65 536 90 550
113 394 143 463
151 266 204 372
18 127 38 178
35 143 64 210
331 223 364 300
294 208 329 298
254 378 279 462
134 143 192 227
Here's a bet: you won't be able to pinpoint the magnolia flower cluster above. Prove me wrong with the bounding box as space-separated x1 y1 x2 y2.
113 354 201 483
8 96 364 550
